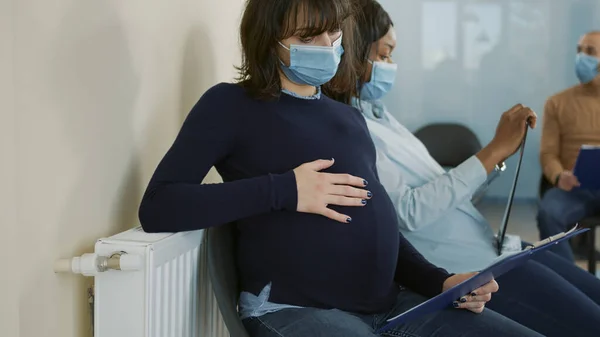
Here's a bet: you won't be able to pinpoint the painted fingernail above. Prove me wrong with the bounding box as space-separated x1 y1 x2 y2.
363 180 368 186
367 191 373 198
460 297 467 303
471 292 477 297
453 301 460 308
346 217 352 223
361 199 367 205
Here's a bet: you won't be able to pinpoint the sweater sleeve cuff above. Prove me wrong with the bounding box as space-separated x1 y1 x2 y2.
428 269 452 296
269 171 298 211
542 158 564 184
547 167 563 185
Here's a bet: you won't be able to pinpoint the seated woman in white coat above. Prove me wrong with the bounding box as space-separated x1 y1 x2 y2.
340 1 600 337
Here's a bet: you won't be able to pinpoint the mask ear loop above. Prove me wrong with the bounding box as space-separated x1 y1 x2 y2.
278 41 290 51
277 41 292 68
332 33 343 47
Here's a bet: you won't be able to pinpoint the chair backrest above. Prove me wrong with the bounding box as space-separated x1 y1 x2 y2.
206 224 250 337
413 123 482 168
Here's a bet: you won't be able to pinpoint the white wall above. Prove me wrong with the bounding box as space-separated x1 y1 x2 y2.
379 0 600 199
3 0 243 336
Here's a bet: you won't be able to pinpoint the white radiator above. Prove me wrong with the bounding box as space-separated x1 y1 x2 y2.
55 227 228 337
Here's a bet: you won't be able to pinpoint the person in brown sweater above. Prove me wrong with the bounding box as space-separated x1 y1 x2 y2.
538 30 600 262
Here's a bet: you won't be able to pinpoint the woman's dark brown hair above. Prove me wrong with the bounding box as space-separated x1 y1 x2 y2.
326 0 393 103
236 0 361 103
354 0 394 97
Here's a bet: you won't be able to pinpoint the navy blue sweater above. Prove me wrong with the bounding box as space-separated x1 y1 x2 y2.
139 83 450 313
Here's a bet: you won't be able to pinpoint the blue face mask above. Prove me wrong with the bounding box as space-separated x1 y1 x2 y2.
360 60 398 101
279 35 344 87
575 53 599 84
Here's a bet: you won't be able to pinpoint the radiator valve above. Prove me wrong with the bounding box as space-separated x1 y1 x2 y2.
54 252 142 276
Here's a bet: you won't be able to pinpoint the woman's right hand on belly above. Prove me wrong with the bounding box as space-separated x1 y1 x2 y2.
293 158 371 223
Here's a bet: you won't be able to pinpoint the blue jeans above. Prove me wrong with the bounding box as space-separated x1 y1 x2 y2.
488 249 600 336
242 290 541 337
537 187 600 261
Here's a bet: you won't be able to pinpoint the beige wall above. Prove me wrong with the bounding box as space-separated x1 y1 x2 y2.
1 0 18 336
3 0 243 336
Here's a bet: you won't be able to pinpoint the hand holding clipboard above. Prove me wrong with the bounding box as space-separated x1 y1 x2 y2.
489 104 537 160
377 225 589 333
496 115 535 255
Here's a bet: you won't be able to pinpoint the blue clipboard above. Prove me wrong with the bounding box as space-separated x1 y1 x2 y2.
573 145 600 190
377 226 589 333
497 118 531 255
